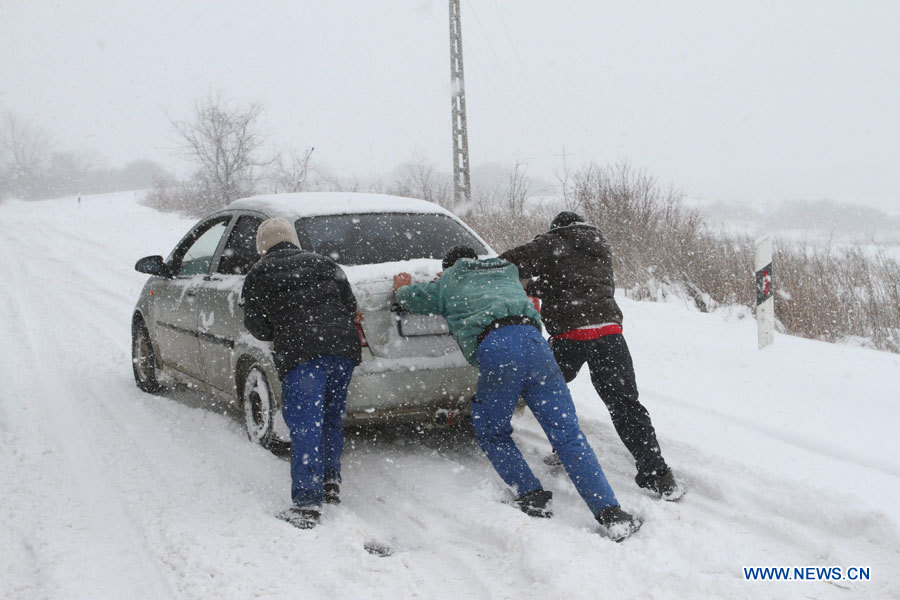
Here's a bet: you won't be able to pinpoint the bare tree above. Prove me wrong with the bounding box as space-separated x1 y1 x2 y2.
392 151 452 208
503 158 532 218
45 149 94 197
171 93 267 209
269 147 315 193
553 146 580 212
0 110 54 198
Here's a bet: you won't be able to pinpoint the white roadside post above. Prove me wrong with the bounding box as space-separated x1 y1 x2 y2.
755 236 774 349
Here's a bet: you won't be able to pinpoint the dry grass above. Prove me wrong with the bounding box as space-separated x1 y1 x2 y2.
774 242 899 351
473 162 900 354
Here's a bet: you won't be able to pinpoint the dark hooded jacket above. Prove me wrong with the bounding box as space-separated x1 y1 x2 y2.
242 241 361 377
500 223 623 336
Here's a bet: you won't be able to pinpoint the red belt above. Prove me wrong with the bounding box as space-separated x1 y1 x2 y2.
552 324 622 341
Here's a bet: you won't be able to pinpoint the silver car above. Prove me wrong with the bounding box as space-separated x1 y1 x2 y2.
132 192 491 449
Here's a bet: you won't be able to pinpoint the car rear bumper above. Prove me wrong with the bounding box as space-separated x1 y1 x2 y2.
345 362 478 422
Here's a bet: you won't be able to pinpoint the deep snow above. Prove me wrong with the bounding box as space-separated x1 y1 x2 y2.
1 192 899 600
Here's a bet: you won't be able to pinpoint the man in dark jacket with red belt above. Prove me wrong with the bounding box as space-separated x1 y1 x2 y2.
501 211 683 500
394 246 642 541
242 218 362 528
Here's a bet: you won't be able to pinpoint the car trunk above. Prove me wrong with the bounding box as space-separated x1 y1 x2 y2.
351 278 461 361
292 211 490 363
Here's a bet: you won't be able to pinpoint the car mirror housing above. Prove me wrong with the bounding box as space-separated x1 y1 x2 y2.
135 255 171 278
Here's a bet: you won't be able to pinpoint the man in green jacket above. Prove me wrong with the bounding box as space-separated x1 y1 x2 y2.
393 245 642 541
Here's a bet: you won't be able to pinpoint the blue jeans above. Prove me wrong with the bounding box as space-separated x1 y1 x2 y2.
281 355 355 508
473 325 618 515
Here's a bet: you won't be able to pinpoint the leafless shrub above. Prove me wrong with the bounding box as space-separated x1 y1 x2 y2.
473 159 898 353
466 209 544 255
501 159 532 219
562 161 721 309
774 241 900 352
267 147 315 193
142 175 207 217
389 152 453 209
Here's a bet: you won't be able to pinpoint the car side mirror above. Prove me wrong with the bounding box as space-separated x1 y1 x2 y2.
135 255 172 278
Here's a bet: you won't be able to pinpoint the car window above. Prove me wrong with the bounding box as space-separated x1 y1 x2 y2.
294 213 488 265
217 215 263 275
176 220 229 277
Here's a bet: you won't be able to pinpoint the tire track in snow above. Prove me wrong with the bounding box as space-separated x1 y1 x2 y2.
0 263 60 600
337 428 622 598
1 221 271 598
0 226 178 600
3 215 416 599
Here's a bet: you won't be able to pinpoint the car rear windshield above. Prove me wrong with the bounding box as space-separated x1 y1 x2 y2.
294 213 488 266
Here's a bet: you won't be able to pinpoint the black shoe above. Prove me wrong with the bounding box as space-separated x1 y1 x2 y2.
277 506 321 530
542 450 562 467
324 481 341 505
595 505 642 542
515 489 553 518
636 467 685 502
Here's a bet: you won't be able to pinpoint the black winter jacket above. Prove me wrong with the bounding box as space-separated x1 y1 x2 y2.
500 223 623 336
241 242 361 378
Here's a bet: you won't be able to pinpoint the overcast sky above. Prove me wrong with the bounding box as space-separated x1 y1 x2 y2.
2 0 898 212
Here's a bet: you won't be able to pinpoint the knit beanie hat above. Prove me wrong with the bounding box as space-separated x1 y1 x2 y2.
442 245 478 270
256 218 300 256
550 211 585 230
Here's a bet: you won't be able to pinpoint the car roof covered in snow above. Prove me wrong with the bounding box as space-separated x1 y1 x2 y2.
227 192 454 220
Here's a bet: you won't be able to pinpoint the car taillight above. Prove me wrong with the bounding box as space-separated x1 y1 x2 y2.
356 323 368 347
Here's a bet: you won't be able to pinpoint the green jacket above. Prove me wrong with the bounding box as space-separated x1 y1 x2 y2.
395 257 542 365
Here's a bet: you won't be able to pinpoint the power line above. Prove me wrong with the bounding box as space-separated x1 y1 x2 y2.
490 0 553 134
462 0 535 133
462 0 557 159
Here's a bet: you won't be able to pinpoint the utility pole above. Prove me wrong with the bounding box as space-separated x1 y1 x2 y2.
449 0 471 205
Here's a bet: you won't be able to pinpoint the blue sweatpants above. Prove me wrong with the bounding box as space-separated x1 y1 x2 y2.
281 355 355 508
473 325 619 515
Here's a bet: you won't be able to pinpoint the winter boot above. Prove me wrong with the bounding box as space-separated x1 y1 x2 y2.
635 467 685 502
514 489 553 518
595 505 642 542
323 481 341 505
542 449 562 467
277 506 321 530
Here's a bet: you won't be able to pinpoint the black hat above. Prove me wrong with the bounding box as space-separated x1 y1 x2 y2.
550 211 585 230
442 245 478 270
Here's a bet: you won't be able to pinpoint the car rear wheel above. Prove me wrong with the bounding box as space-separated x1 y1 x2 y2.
132 319 162 393
241 365 281 450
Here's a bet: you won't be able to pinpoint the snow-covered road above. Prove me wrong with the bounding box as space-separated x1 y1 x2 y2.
2 192 899 599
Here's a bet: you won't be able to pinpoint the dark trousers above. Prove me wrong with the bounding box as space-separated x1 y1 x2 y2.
282 355 355 508
549 333 667 478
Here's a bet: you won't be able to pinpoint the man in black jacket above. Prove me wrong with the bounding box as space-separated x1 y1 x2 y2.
501 211 683 501
242 218 362 528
